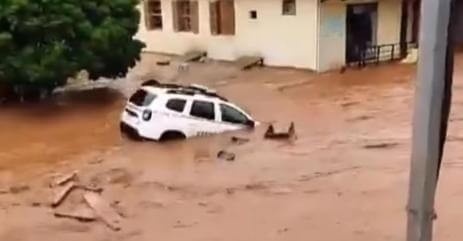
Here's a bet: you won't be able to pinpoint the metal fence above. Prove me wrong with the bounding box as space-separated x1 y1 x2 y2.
356 42 417 67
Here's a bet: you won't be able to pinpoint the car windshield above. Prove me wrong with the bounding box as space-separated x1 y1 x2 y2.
129 89 156 106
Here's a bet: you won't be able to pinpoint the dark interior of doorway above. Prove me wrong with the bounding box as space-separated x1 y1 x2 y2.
411 0 420 44
400 0 420 57
346 3 378 63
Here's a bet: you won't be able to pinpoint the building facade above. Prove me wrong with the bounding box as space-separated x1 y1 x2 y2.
136 0 407 72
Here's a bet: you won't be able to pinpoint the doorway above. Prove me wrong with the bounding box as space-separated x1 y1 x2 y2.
411 0 420 44
346 3 378 63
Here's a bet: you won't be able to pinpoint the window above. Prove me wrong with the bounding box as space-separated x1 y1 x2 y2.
166 98 187 112
178 1 191 31
172 0 199 33
210 0 235 35
249 10 257 19
220 104 248 125
129 89 156 106
190 100 215 120
282 0 296 15
145 0 163 30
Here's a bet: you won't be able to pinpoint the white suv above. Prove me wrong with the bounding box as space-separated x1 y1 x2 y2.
120 82 256 141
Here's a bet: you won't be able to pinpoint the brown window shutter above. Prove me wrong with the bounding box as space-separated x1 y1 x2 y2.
220 0 235 35
209 1 220 35
144 0 151 30
190 1 200 34
282 0 296 15
172 1 180 32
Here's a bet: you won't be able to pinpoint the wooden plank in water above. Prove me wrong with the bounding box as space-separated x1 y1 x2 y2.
84 192 122 231
235 56 264 70
181 51 206 62
52 181 76 207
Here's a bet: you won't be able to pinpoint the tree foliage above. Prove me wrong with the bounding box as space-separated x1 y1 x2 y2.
0 0 145 93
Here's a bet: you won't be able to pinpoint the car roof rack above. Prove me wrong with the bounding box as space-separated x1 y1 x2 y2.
166 88 228 101
166 89 195 96
142 80 228 101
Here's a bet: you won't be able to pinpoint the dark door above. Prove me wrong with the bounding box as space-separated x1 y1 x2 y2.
400 0 409 57
346 3 378 63
411 0 421 44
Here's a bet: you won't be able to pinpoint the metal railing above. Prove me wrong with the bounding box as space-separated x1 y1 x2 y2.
357 42 417 68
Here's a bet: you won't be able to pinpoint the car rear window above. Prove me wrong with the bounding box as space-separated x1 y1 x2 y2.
129 89 156 106
166 98 187 113
190 100 215 120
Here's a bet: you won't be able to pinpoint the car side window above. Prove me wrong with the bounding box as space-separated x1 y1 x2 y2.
220 104 248 125
190 100 215 120
166 98 187 113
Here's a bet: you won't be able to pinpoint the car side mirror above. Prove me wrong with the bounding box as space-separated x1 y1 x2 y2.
246 120 255 128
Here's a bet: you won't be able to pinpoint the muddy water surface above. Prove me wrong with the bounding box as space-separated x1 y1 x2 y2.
1 54 463 241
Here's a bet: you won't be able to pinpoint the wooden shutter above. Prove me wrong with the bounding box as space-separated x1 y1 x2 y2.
190 1 199 34
209 1 220 35
282 0 296 15
144 0 151 30
172 0 180 32
220 0 235 35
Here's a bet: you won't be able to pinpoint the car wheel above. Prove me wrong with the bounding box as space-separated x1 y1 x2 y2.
160 131 186 142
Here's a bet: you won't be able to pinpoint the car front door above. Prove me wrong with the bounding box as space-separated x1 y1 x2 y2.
218 103 253 131
189 100 218 137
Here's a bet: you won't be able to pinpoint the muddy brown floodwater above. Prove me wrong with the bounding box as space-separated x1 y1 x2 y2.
1 53 463 241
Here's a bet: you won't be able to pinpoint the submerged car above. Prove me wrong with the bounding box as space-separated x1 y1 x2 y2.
120 82 256 141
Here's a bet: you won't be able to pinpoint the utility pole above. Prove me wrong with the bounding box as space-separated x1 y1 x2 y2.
406 0 453 240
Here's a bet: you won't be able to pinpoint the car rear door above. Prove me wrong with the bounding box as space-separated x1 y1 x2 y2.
158 97 189 136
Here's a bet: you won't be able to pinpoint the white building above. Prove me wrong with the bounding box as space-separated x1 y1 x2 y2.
136 0 416 72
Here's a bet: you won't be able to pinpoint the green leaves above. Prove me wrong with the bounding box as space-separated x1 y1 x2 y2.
0 0 145 90
0 32 12 45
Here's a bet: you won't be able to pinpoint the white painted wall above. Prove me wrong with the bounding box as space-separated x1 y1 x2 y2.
317 0 403 71
136 0 319 70
377 0 402 45
317 2 346 71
